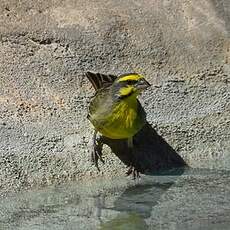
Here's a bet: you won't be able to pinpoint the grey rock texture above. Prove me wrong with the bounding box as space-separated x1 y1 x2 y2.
0 0 229 194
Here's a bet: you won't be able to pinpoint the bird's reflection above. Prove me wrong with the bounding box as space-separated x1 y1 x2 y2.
112 182 173 218
97 167 186 229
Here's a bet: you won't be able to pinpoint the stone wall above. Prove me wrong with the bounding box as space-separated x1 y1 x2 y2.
0 0 229 194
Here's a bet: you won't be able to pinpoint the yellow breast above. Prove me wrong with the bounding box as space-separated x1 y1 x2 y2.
95 95 144 139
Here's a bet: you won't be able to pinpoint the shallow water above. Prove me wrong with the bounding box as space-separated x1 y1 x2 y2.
1 168 230 230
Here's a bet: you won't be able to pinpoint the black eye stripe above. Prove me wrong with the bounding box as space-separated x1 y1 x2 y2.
127 80 137 84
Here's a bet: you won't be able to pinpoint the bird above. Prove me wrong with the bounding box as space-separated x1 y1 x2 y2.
86 71 151 178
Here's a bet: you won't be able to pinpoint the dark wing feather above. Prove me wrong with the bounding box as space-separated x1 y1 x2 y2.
86 72 117 90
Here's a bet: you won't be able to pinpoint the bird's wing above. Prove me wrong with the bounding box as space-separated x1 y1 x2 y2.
86 72 117 90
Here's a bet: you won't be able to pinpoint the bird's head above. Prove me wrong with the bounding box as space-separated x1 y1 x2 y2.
113 73 151 99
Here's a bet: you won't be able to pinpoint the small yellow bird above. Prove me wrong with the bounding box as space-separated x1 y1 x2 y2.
86 72 151 177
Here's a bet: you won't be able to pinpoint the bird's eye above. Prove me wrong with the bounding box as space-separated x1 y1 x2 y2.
127 80 137 85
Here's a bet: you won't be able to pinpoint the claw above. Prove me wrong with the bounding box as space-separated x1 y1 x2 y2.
91 131 104 171
126 166 140 179
91 147 104 171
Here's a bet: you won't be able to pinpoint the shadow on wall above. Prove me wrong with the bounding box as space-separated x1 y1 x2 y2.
101 122 186 174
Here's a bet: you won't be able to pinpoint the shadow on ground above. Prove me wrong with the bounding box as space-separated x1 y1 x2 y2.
101 122 186 174
98 167 187 229
98 183 174 230
98 167 230 230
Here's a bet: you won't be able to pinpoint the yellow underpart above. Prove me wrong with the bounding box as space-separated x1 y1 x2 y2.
118 74 143 82
119 85 135 96
94 93 143 139
111 97 137 128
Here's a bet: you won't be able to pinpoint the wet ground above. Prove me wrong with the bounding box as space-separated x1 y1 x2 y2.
1 167 230 230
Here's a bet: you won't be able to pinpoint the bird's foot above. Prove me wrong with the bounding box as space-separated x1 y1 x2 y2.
91 146 105 171
126 165 140 179
91 131 104 171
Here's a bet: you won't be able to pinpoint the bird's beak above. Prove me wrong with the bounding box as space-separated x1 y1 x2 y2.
136 78 151 90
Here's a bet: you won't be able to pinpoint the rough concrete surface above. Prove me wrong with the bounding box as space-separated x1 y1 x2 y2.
0 0 229 194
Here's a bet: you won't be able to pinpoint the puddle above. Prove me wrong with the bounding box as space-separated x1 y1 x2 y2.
1 168 230 230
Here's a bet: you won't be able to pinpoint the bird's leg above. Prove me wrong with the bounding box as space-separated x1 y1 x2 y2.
91 130 104 171
126 137 140 179
127 137 133 149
